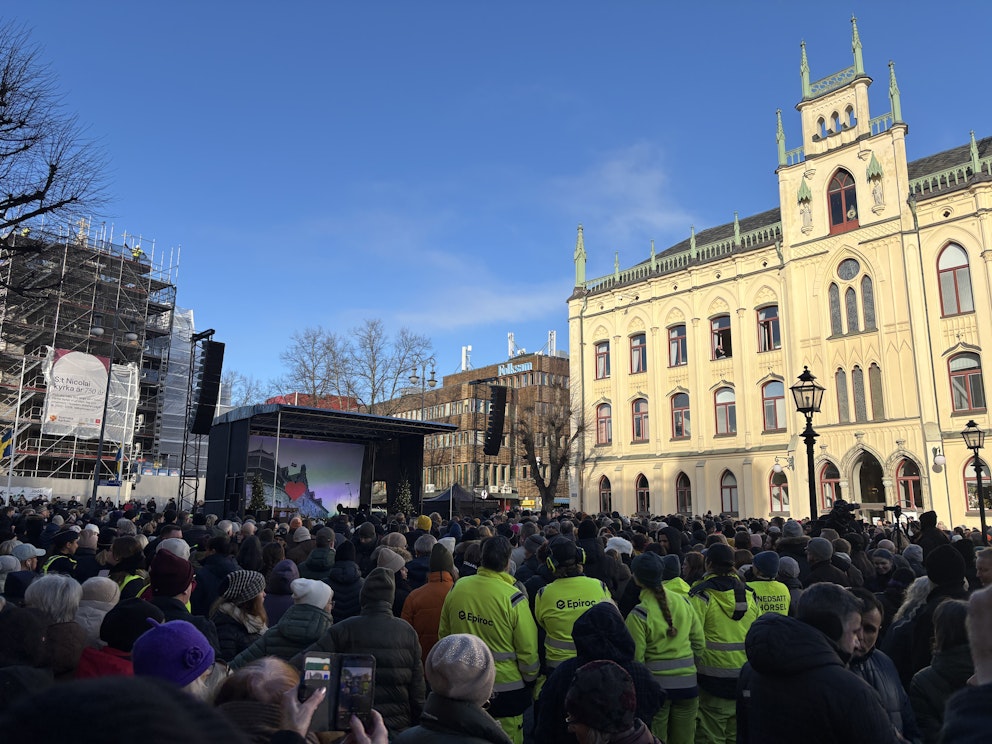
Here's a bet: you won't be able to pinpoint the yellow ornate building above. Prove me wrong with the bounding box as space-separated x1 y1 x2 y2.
567 20 992 527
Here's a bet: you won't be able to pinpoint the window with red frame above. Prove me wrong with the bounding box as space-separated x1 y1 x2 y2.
950 353 986 412
672 393 690 439
938 243 975 317
721 471 739 514
596 403 612 445
630 333 647 374
595 341 610 379
895 459 921 510
715 387 736 435
828 170 859 233
632 398 648 442
676 473 692 514
819 463 842 511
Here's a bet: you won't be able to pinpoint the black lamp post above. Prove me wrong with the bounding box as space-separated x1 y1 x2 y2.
790 366 826 522
962 419 989 545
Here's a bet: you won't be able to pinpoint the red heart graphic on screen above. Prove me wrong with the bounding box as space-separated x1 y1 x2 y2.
284 481 306 500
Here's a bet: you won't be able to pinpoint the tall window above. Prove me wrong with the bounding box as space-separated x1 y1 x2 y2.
938 243 975 317
631 398 649 442
595 341 610 379
828 169 859 233
829 283 843 335
896 459 921 509
852 365 868 422
711 315 732 359
599 476 612 513
869 363 884 420
669 325 687 367
630 334 647 374
762 381 786 431
757 305 781 352
949 353 986 412
721 471 739 515
676 473 692 514
820 463 842 511
845 287 860 333
966 458 992 512
596 403 612 445
672 393 690 439
715 387 737 435
635 474 650 514
770 471 789 513
862 276 877 330
836 368 850 423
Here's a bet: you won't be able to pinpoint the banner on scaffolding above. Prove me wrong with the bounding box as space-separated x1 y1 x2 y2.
41 348 139 445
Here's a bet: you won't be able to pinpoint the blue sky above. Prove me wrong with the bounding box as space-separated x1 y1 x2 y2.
8 3 991 387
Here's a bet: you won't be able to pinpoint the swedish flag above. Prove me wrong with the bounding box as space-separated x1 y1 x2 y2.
1 429 12 459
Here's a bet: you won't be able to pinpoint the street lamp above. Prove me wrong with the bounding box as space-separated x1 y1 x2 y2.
790 366 826 521
962 419 989 545
89 314 138 517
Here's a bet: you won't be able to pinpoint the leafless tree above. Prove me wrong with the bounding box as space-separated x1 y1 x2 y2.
221 369 268 408
0 24 107 255
277 326 348 402
516 380 584 513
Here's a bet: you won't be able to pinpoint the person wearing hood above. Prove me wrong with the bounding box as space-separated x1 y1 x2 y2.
575 518 620 595
326 539 364 623
352 521 379 577
909 545 969 677
774 520 811 584
73 576 121 647
402 543 457 666
263 558 299 626
687 543 759 744
914 510 949 558
294 567 425 738
737 583 902 743
534 602 663 744
296 528 335 581
228 578 333 670
564 660 664 744
286 526 317 565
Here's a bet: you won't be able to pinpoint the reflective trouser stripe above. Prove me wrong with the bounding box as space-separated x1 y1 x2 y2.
706 641 745 652
697 665 741 678
492 652 517 661
492 679 525 692
546 637 575 650
654 674 698 690
646 657 695 671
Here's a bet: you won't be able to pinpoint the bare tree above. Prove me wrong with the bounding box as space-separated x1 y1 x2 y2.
277 326 348 403
221 369 268 408
0 24 107 254
516 380 584 514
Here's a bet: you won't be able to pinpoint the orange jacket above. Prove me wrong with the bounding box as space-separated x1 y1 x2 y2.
401 570 455 666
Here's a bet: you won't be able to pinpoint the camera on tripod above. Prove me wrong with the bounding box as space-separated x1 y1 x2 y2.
883 504 903 518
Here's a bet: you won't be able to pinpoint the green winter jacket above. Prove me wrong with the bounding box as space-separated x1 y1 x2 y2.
229 602 333 670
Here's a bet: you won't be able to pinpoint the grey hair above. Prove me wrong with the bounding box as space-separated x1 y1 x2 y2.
217 520 233 535
414 534 437 555
893 576 934 624
116 519 136 536
25 573 83 623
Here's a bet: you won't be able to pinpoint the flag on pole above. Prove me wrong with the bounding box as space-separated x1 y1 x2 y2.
1 429 12 459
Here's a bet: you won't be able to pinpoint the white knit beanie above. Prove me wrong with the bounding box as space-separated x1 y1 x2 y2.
426 633 495 705
291 578 333 609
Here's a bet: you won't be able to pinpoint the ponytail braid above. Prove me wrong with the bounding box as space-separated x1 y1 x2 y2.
651 586 678 638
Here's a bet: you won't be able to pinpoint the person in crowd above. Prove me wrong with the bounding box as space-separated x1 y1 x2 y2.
402 542 456 666
0 553 19 594
41 529 78 577
439 535 538 744
24 573 86 680
746 550 790 616
903 544 926 578
563 660 663 744
534 537 612 672
76 598 165 678
132 619 219 701
848 589 921 742
261 540 285 578
910 545 968 676
977 547 992 588
868 548 897 591
512 533 546 585
74 576 121 647
297 527 335 581
688 542 759 744
210 569 267 663
264 558 300 626
774 520 810 583
108 536 149 600
915 511 950 558
803 537 849 587
327 538 364 623
74 525 102 581
737 583 902 743
405 533 436 590
681 551 706 587
624 551 701 744
910 599 972 743
376 546 413 616
875 566 916 639
286 526 317 565
236 534 264 573
393 633 510 744
191 536 239 616
229 578 333 670
575 518 621 595
939 583 992 742
147 548 221 654
353 521 379 577
296 566 425 738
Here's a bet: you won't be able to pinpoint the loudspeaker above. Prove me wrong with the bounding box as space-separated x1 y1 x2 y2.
190 340 225 435
483 385 507 456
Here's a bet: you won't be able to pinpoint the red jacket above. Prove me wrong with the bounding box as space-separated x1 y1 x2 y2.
76 646 133 679
401 570 455 666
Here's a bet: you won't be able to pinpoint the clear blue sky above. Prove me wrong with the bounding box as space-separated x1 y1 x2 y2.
8 3 991 386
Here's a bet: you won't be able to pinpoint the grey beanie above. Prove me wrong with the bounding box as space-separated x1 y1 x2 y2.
807 537 834 563
426 633 495 706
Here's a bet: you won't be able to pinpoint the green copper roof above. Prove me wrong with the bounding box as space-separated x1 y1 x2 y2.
866 153 884 180
797 179 812 203
851 16 864 76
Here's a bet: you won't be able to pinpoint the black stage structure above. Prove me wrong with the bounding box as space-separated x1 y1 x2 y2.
204 404 456 518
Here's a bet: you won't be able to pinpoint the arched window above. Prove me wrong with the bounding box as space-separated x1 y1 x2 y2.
599 476 612 513
721 471 739 515
596 404 612 445
672 393 690 439
595 341 610 379
949 353 986 412
836 368 850 423
852 365 868 422
632 398 649 442
845 287 860 333
896 459 921 510
630 333 647 374
861 276 876 330
711 315 732 359
828 169 859 233
770 471 789 513
869 363 884 420
829 283 843 335
757 305 781 352
715 387 736 435
669 324 687 367
846 105 857 127
819 463 842 512
966 458 991 513
817 117 827 139
831 111 841 132
938 243 975 316
762 381 785 431
676 472 692 515
635 474 650 514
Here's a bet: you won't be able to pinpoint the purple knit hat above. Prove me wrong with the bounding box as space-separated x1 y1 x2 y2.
132 620 215 687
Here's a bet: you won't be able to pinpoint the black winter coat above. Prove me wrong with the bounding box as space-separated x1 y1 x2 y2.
576 536 620 595
775 537 811 584
211 608 263 663
326 560 364 623
910 645 974 744
297 547 334 581
737 613 901 744
229 603 333 670
850 648 921 741
393 694 512 744
191 553 238 616
940 683 992 744
147 596 222 656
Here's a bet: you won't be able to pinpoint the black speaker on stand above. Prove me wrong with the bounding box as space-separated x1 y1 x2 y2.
483 385 507 456
190 340 225 435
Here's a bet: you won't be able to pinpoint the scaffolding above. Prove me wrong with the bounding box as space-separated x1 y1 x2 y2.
0 222 178 492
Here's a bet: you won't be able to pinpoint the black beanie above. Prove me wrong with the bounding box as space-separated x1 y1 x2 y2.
577 519 598 540
925 544 966 587
100 599 166 652
336 540 356 563
360 567 395 606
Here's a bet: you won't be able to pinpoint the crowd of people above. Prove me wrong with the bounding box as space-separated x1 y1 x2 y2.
0 494 990 743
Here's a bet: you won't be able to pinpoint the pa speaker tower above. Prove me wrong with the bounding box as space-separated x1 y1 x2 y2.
190 340 225 435
483 385 507 456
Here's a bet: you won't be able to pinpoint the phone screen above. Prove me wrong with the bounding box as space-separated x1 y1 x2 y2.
301 655 333 731
335 655 376 730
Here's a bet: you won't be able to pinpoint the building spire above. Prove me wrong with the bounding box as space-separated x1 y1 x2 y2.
776 109 786 166
733 212 741 247
573 224 586 287
650 239 657 271
851 16 864 76
971 131 981 174
613 251 620 281
888 60 902 122
689 226 697 260
800 41 811 99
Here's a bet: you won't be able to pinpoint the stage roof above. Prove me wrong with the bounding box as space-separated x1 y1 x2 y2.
213 404 457 442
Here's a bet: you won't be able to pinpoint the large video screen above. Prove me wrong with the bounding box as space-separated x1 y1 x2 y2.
246 435 366 517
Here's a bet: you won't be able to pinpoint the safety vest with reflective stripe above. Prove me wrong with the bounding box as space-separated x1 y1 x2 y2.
688 573 759 694
747 579 791 616
438 567 539 692
42 554 76 575
534 575 612 668
663 576 691 597
625 586 704 692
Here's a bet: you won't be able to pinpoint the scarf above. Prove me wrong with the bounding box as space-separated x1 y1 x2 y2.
217 600 268 635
